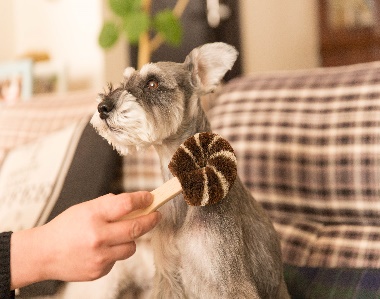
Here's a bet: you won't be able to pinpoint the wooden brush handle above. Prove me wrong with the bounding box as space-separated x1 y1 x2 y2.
122 177 182 220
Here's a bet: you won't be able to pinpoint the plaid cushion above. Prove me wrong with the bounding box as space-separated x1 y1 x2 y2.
0 91 97 154
121 147 163 192
208 62 380 268
0 91 123 296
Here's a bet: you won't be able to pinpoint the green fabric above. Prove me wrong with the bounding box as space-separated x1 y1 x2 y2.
284 264 380 299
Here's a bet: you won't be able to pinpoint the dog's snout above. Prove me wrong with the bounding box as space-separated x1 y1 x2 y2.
98 100 114 120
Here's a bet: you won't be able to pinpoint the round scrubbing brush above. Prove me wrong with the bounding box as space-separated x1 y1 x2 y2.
169 132 237 206
124 132 237 219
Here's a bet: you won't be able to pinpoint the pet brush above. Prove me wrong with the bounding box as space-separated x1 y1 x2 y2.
124 132 237 219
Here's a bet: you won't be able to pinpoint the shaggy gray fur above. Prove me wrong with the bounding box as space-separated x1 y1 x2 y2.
91 43 290 299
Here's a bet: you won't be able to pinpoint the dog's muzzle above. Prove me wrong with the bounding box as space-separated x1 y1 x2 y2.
98 99 114 120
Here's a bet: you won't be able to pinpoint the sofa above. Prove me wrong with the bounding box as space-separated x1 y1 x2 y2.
123 61 380 298
207 61 380 298
1 61 380 298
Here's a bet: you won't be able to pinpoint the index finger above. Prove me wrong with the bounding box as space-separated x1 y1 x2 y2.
97 191 153 221
107 211 162 246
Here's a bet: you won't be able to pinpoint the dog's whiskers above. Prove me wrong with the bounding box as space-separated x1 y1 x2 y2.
90 42 289 299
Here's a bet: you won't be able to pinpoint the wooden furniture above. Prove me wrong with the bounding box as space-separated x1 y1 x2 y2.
319 0 380 66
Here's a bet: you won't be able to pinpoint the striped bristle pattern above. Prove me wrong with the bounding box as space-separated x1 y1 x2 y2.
168 132 237 206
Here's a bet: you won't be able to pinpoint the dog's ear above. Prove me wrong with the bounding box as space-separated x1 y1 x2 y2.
123 67 135 80
184 42 238 93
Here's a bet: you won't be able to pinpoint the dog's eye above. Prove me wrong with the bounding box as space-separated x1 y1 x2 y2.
146 79 159 90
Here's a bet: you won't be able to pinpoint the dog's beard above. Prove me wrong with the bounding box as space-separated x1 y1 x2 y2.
90 99 154 156
90 90 185 156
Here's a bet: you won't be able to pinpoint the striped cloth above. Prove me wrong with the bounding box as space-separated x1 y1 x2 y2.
121 147 163 192
0 91 97 155
208 62 380 268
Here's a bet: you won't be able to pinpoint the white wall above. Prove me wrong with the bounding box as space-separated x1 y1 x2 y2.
0 1 15 61
12 0 105 90
239 0 320 73
0 0 320 91
101 0 129 86
0 0 126 91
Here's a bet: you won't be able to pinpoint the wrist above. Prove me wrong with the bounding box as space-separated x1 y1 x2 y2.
10 226 53 289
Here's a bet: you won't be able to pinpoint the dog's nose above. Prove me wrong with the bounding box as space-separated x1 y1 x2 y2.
98 100 114 120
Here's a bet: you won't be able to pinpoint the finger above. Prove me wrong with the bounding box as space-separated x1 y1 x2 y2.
108 242 137 261
105 212 161 245
97 192 154 222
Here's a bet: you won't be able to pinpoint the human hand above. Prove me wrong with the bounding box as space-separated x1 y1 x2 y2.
11 191 161 289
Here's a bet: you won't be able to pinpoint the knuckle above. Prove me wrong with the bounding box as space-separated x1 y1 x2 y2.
87 231 104 249
89 255 111 279
87 267 108 281
126 242 137 257
87 269 103 281
93 254 107 268
84 208 100 227
130 221 143 240
120 242 136 260
123 200 134 214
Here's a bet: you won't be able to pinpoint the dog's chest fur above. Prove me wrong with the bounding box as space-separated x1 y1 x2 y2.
90 43 290 299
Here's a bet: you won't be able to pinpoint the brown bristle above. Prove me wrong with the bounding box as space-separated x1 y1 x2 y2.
205 167 224 205
168 132 237 206
182 136 205 167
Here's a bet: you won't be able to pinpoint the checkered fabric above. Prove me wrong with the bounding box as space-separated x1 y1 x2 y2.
208 62 380 268
121 147 163 192
0 90 97 157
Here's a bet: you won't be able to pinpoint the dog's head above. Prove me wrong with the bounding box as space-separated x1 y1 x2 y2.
90 42 238 155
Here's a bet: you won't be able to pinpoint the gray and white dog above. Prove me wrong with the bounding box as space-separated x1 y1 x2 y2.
91 42 289 299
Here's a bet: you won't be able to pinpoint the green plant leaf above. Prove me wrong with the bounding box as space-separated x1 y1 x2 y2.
109 0 142 17
153 10 182 46
98 21 119 49
122 11 150 44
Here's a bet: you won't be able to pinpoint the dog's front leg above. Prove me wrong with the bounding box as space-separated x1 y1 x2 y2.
177 209 261 299
151 221 188 299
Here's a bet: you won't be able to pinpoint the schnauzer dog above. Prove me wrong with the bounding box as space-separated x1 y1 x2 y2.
91 42 289 299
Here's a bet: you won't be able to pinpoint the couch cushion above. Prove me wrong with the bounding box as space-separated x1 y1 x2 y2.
0 91 97 152
0 91 121 296
121 147 163 192
0 91 120 222
208 62 380 268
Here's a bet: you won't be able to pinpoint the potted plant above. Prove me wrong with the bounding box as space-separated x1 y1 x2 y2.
98 0 189 69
